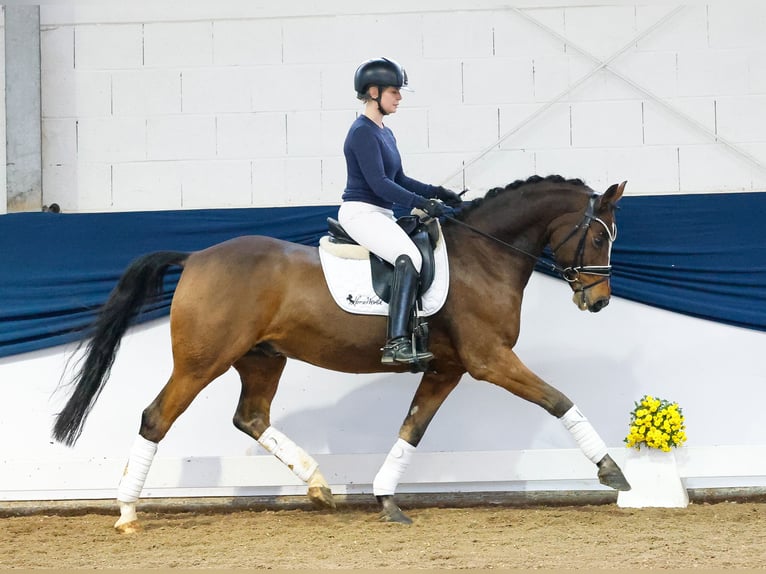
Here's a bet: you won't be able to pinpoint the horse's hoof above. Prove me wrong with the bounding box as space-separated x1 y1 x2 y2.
114 520 142 534
308 485 336 510
597 454 632 491
376 495 413 525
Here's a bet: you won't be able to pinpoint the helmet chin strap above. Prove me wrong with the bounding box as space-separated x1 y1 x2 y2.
372 85 389 116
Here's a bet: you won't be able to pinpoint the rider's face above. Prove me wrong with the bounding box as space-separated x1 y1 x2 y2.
377 86 402 114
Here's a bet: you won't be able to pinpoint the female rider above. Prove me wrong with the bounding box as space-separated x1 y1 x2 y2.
337 57 462 367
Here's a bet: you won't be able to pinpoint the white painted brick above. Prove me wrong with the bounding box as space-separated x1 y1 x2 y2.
402 59 463 108
610 51 678 98
213 19 282 66
643 97 715 146
74 24 142 69
679 144 753 192
286 110 355 157
605 146 679 195
182 69 251 113
564 6 637 62
534 148 609 191
570 101 642 148
384 108 429 154
635 5 708 51
77 117 146 162
532 56 570 102
498 103 571 150
677 50 749 97
41 25 74 70
428 105 499 153
217 113 286 159
112 70 181 116
422 11 494 59
112 162 183 210
144 21 213 68
251 158 323 206
42 119 77 164
708 3 766 50
180 160 252 208
716 96 766 143
320 156 346 201
494 8 566 57
747 144 766 190
399 152 467 190
463 149 537 195
321 63 357 111
748 51 766 94
282 14 421 65
147 116 216 160
41 70 111 118
463 58 535 105
42 162 112 212
251 65 321 112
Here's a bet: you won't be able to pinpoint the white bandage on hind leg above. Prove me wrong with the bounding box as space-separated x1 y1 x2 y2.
117 435 158 504
560 405 608 464
373 438 416 496
258 426 319 482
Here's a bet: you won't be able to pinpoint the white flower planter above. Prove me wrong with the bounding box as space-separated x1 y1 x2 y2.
616 448 689 508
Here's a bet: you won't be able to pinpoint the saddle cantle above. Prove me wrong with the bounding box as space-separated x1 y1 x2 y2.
324 215 439 302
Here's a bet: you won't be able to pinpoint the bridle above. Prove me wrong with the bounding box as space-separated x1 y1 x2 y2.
440 194 617 292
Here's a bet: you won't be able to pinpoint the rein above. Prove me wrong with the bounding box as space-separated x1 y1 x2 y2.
440 194 617 290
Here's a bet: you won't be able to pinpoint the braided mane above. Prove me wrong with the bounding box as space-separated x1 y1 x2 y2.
455 174 588 219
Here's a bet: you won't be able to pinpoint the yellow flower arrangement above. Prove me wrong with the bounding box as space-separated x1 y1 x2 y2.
624 395 687 451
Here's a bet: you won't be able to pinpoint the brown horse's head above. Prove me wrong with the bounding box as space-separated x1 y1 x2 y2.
549 181 626 313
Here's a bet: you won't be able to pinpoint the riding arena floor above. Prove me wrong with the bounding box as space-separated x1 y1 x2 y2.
2 492 766 570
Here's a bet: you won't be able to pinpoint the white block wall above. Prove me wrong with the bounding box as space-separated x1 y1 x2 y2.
27 1 766 212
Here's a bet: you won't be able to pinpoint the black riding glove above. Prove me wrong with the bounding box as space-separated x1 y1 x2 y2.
434 186 463 207
420 199 454 218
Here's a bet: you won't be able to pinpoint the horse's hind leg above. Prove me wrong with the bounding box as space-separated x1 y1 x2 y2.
114 366 225 533
375 370 462 524
232 352 335 510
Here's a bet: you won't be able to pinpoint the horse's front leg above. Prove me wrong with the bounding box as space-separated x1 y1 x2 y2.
469 349 630 492
374 370 462 524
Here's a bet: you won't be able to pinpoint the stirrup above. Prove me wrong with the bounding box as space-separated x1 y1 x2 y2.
381 337 434 365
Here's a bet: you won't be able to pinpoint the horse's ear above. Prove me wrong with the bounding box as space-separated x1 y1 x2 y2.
599 180 626 210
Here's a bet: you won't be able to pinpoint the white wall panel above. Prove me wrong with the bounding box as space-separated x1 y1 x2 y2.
427 105 499 153
571 101 643 148
147 115 216 160
635 5 708 52
463 58 535 105
679 144 753 192
605 146 679 195
676 50 749 97
180 160 252 208
143 21 213 68
112 161 182 210
112 70 181 116
74 24 142 69
534 148 609 191
40 25 74 70
421 11 494 59
217 112 286 159
708 3 766 50
42 162 112 211
77 117 146 162
494 9 566 57
41 69 111 118
716 96 766 143
499 103 570 150
181 69 251 114
642 97 715 146
212 19 283 66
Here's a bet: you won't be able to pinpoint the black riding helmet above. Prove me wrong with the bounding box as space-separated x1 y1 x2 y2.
354 57 412 110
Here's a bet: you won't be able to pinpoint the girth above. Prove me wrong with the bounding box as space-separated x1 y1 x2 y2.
325 215 439 302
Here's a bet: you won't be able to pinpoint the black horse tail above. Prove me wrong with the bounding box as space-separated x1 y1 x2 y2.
52 251 189 447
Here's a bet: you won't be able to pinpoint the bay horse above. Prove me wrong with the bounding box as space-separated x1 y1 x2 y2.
52 174 630 532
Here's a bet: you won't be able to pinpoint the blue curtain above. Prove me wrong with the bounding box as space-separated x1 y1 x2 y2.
1 193 764 358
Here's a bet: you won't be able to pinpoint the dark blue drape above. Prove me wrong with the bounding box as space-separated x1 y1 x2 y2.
1 193 764 358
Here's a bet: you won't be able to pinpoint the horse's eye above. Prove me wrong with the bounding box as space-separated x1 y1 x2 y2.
593 233 606 247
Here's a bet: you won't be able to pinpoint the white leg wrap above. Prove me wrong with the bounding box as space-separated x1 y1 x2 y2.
373 438 416 496
116 435 158 504
560 405 608 464
258 426 319 482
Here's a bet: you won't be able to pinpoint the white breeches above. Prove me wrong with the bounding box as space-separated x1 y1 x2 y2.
338 201 423 272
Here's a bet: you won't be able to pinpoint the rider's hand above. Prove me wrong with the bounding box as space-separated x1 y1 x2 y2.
434 186 463 207
421 199 454 218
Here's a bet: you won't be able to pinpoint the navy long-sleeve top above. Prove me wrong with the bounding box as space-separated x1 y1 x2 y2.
342 115 437 210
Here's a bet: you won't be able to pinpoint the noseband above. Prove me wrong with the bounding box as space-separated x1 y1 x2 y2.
550 194 617 292
442 194 617 290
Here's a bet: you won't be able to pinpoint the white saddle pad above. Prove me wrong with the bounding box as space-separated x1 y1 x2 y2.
318 229 450 317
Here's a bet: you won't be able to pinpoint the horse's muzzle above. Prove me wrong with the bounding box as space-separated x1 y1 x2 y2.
572 287 610 312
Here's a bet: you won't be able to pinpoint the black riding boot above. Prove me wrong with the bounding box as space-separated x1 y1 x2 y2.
381 255 434 365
